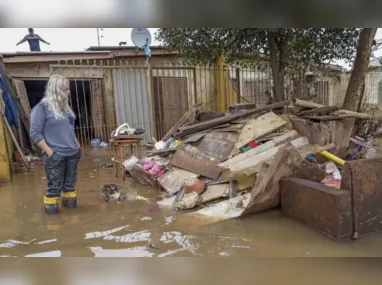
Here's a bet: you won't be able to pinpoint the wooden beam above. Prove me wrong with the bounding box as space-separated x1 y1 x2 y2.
178 100 290 137
298 106 338 116
1 107 30 172
293 99 372 119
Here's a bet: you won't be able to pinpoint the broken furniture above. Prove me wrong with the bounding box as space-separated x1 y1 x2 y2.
280 157 382 241
281 178 352 241
110 139 143 179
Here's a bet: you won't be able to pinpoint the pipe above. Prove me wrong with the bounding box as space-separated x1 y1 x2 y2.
320 151 345 166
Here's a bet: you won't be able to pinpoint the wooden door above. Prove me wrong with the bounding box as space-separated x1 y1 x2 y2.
153 77 189 139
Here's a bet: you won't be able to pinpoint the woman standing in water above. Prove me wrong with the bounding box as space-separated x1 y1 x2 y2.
30 74 81 213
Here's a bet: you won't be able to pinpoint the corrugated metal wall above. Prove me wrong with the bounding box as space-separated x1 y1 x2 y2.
113 69 155 144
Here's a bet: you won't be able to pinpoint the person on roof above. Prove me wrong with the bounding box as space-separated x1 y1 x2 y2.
16 28 50 51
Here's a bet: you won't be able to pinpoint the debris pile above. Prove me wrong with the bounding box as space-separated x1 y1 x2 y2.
125 99 374 221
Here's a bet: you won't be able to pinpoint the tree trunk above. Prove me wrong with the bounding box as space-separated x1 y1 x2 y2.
342 28 377 111
268 33 286 102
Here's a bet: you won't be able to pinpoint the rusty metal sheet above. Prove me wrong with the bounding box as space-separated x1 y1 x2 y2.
181 143 212 160
171 145 221 179
196 131 237 161
341 158 382 239
281 178 353 241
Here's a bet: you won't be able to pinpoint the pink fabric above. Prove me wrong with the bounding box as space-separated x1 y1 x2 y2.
142 161 166 176
142 161 155 170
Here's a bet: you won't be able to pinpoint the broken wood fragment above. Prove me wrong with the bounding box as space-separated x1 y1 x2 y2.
234 112 288 150
229 180 238 199
178 100 290 137
304 115 353 121
162 102 203 141
218 130 299 170
298 106 338 116
224 137 310 179
241 143 326 216
293 99 372 119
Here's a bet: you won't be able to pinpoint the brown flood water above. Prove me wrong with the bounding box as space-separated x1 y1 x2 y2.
2 148 382 258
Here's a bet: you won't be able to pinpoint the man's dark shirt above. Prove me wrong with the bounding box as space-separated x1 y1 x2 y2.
22 34 43 51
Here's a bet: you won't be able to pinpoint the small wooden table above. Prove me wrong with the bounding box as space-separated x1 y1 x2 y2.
109 139 142 179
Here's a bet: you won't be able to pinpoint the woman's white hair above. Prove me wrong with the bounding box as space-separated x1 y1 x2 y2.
41 74 75 120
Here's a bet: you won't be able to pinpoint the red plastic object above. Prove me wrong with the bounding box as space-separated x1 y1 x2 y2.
248 141 259 148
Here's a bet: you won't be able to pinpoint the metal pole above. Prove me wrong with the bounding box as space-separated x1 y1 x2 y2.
97 28 100 46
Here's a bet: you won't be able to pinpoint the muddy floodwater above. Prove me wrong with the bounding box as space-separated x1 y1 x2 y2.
2 151 382 258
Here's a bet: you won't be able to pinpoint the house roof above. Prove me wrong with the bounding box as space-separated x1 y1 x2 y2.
86 45 166 51
0 46 178 64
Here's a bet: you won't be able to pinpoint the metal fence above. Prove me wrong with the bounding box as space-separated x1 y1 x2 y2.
46 59 333 161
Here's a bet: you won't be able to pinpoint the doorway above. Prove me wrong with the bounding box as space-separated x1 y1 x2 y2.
153 76 189 139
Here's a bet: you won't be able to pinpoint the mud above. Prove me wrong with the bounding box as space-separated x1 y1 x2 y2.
2 151 382 257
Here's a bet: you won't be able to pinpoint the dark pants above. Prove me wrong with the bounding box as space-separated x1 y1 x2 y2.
43 150 81 197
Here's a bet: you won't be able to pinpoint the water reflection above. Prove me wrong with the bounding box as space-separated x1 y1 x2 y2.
25 250 62 257
89 246 154 257
2 160 382 258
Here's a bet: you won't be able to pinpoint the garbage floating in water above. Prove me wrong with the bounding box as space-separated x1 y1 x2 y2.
101 184 120 203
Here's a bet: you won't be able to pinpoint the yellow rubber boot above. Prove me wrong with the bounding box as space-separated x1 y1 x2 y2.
62 191 77 208
44 196 60 214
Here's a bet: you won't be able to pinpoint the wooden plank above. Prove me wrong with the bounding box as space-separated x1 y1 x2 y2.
304 115 353 121
241 143 326 216
196 131 237 161
234 112 287 149
0 107 30 171
218 130 299 170
183 132 207 143
162 103 202 141
298 106 338 116
293 99 372 119
225 137 310 179
178 100 290 136
12 79 31 119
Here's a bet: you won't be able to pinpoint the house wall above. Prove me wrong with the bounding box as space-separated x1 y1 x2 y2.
330 69 382 108
3 56 216 143
364 70 382 104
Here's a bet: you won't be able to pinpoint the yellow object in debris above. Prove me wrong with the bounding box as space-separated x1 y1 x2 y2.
320 151 345 166
136 195 151 202
170 140 181 148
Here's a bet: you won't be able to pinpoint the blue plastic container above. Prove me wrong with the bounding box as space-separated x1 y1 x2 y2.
91 138 101 148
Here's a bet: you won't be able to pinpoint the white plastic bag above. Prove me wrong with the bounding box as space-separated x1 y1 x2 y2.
154 141 167 150
123 156 139 170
